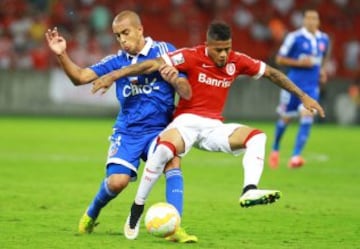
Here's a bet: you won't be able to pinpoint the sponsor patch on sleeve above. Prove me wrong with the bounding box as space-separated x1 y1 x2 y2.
170 53 185 65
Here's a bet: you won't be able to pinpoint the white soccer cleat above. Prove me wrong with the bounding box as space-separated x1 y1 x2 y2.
239 189 281 208
124 213 141 240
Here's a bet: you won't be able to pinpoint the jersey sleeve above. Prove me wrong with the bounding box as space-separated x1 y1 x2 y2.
161 48 190 72
88 54 119 77
236 53 266 79
278 32 295 57
163 43 187 78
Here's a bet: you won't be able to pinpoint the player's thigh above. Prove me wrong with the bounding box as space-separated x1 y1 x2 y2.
228 125 262 150
161 114 203 155
159 128 186 154
198 123 245 155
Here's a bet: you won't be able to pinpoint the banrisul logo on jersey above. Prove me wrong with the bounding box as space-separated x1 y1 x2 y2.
198 73 231 88
123 77 160 97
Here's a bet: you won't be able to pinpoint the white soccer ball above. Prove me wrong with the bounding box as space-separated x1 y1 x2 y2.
144 202 181 237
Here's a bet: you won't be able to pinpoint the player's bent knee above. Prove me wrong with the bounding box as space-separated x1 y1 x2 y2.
255 132 267 144
107 174 130 193
243 129 266 147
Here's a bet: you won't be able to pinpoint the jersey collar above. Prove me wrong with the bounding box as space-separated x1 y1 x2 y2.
125 37 153 60
301 27 321 39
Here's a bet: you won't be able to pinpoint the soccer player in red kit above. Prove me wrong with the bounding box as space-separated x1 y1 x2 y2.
92 21 325 240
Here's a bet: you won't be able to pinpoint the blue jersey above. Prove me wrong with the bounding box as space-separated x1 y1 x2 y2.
89 37 177 135
278 27 330 91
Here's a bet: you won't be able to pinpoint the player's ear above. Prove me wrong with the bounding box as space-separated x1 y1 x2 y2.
138 25 144 34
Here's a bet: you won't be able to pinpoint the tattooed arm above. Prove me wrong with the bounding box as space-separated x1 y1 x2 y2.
263 65 325 118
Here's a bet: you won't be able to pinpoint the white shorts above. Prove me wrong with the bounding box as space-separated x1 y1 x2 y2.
163 113 245 157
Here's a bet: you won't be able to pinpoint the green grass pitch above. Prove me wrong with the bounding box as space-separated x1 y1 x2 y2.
0 116 359 249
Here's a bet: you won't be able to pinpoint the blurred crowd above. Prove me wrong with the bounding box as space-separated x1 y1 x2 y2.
0 0 359 79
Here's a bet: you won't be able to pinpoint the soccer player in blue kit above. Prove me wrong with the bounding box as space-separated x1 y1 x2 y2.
269 10 330 169
45 10 197 242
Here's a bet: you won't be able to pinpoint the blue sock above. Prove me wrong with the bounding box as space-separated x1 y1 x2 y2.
165 168 183 217
87 179 118 219
293 116 313 156
272 119 288 151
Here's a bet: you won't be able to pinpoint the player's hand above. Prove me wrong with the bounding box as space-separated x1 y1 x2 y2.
159 64 179 84
300 94 325 118
45 27 66 55
91 73 115 95
319 68 328 84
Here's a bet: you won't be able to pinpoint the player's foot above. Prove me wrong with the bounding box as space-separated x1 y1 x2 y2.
269 151 280 169
165 227 198 243
78 212 98 234
239 189 281 208
288 156 305 168
123 203 144 240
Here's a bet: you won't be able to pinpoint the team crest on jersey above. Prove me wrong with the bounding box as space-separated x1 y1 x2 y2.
226 63 235 75
108 135 121 157
318 42 326 52
302 42 309 50
170 53 185 65
109 143 118 157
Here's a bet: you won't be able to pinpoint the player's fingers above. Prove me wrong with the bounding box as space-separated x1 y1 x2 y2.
160 68 170 76
101 87 109 95
91 82 100 94
310 104 325 118
45 31 50 42
51 27 58 38
316 105 325 118
160 64 177 76
160 66 171 75
46 28 53 36
168 69 178 79
159 63 167 71
168 72 177 80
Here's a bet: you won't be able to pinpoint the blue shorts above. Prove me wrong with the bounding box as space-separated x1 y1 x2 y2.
105 130 160 181
277 87 319 117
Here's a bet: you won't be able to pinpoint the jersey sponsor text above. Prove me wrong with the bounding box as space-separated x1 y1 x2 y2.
198 73 231 88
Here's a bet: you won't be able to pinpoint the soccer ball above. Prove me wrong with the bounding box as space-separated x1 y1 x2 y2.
144 202 181 237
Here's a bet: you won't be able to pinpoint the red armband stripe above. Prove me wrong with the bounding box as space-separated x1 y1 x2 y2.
157 140 177 156
243 129 264 148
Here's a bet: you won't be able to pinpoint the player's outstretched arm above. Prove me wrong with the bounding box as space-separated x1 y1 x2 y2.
263 65 325 118
159 64 192 100
276 55 314 68
91 58 164 94
45 27 97 86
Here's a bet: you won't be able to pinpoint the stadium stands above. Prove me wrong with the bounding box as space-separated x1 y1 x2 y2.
0 0 359 78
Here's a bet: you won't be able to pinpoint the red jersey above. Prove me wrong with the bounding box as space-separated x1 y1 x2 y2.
162 45 266 120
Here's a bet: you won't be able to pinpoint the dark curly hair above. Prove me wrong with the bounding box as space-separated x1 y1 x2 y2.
206 21 232 41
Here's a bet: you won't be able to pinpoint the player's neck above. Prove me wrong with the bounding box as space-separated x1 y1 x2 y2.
305 27 317 35
133 37 146 56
